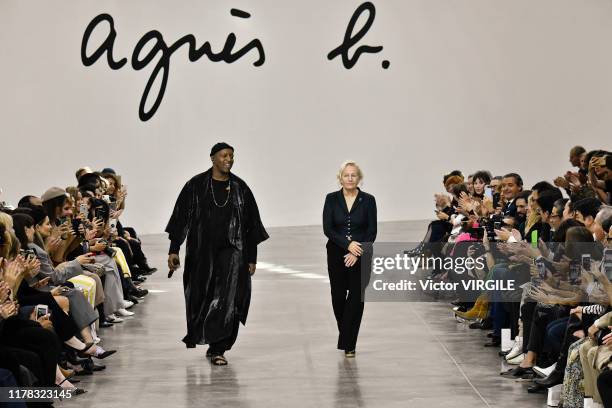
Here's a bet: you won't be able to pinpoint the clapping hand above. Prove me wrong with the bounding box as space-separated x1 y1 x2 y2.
20 256 41 279
45 235 63 253
458 192 475 213
509 254 533 265
91 217 104 234
0 301 17 319
0 281 11 303
554 176 570 189
1 260 24 289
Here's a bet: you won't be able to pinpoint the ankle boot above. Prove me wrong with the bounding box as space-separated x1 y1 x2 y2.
404 242 425 258
455 295 488 320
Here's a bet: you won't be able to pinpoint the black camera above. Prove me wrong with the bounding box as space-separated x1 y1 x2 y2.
97 239 117 257
19 248 36 259
480 217 500 242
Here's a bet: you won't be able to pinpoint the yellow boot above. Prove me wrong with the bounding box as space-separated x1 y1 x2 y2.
454 295 488 320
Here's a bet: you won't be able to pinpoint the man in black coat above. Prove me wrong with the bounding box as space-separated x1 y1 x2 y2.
166 142 268 365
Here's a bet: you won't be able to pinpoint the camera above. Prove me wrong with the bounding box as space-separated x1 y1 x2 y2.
535 259 546 279
19 248 36 259
581 254 592 272
480 217 500 242
569 260 581 284
98 239 117 257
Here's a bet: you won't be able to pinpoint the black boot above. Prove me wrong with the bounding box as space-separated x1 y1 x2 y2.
484 336 501 347
97 303 113 327
404 242 425 258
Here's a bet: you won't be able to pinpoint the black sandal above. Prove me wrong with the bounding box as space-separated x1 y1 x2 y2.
210 354 227 366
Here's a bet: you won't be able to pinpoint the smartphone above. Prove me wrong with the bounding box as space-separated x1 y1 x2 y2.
531 230 539 249
494 221 501 230
569 260 581 283
35 304 48 320
582 254 592 272
79 203 88 218
603 248 612 280
484 186 493 200
109 218 118 234
102 195 111 203
536 260 546 279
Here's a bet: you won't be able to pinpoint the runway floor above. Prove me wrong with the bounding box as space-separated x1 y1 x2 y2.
58 221 547 408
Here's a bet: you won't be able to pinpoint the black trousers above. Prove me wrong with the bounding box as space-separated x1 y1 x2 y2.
525 304 568 356
17 284 79 342
327 242 369 352
599 369 612 408
208 317 240 355
0 317 61 387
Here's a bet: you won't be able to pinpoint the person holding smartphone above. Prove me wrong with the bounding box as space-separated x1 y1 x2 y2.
166 142 268 366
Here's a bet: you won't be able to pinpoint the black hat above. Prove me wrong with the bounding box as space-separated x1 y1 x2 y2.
101 168 116 175
78 173 99 189
29 205 47 225
210 142 234 157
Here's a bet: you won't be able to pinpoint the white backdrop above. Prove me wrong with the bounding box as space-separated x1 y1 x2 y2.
1 0 612 234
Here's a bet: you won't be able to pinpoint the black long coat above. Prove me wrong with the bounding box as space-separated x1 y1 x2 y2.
165 169 268 344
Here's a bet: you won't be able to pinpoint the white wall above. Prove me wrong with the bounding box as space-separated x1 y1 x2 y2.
1 0 611 234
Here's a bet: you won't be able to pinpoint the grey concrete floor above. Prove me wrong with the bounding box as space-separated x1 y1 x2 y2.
59 221 548 408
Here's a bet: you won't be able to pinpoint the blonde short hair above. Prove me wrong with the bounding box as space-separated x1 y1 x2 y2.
0 212 14 259
0 212 13 230
337 161 363 185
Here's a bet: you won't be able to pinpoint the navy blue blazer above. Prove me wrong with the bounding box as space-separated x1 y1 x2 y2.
323 189 377 251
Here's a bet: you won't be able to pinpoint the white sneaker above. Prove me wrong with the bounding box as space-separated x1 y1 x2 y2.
122 300 134 309
505 337 523 361
506 353 524 365
106 314 124 323
584 398 593 408
116 308 134 317
533 362 557 378
592 401 604 408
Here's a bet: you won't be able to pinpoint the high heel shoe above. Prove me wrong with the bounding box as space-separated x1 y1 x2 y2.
56 379 87 395
59 366 75 380
65 342 95 354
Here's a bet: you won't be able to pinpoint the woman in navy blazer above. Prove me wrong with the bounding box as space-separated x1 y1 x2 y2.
323 161 377 357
